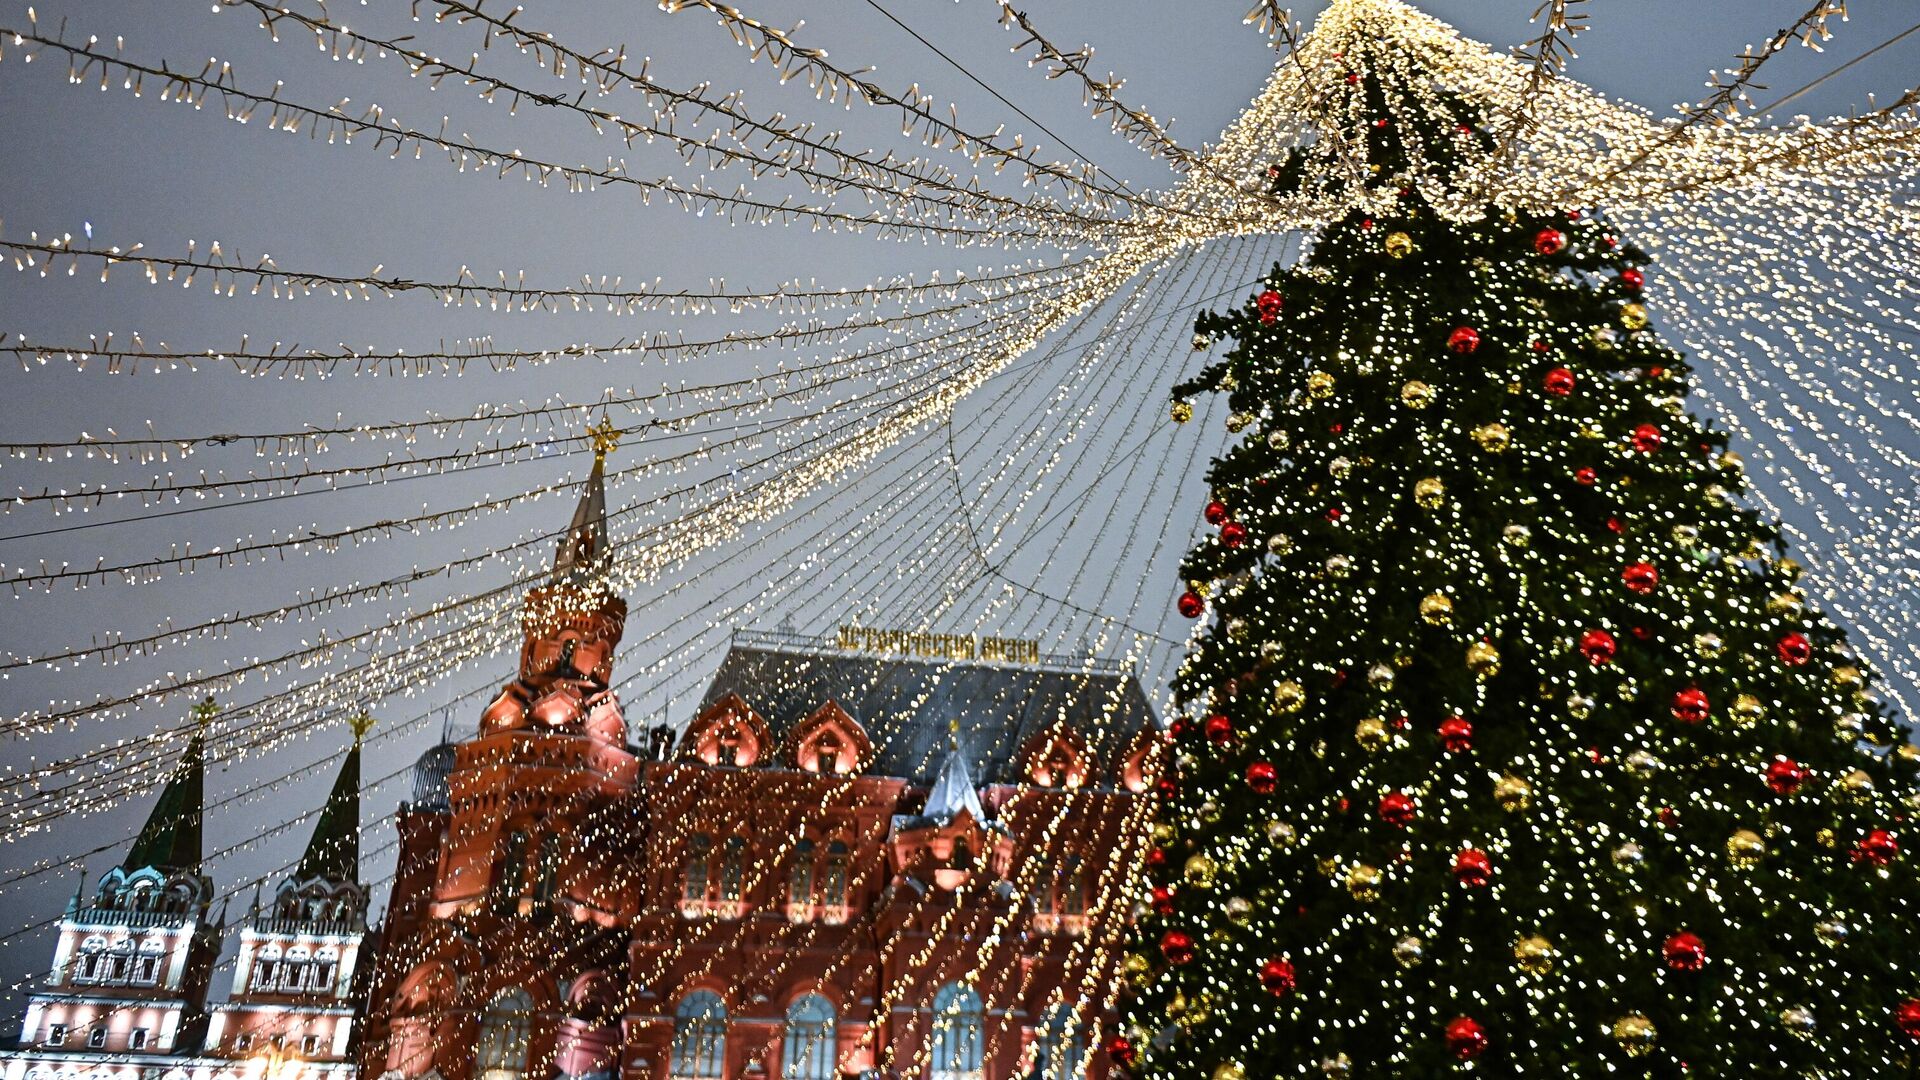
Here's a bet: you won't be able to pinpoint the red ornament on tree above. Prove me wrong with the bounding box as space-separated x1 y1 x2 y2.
1622 562 1659 594
1671 687 1710 724
1145 847 1167 868
1447 326 1481 354
1204 714 1234 745
1620 267 1645 291
1160 929 1196 965
1859 829 1900 866
1104 1035 1137 1067
1663 930 1707 972
1257 289 1283 325
1543 366 1576 396
1204 500 1229 525
1150 885 1175 916
1379 791 1417 827
1575 466 1598 486
1445 1016 1489 1060
1260 956 1298 996
1579 629 1618 665
1777 632 1813 666
1453 848 1492 887
1631 424 1664 453
1437 715 1474 753
1246 760 1278 794
1177 591 1205 618
1766 757 1807 795
1895 999 1920 1041
1220 521 1248 548
1533 228 1566 255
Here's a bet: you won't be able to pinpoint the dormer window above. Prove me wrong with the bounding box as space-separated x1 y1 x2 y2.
1022 729 1090 789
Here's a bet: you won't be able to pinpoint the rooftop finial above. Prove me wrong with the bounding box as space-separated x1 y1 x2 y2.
588 414 620 462
349 712 375 745
191 696 218 728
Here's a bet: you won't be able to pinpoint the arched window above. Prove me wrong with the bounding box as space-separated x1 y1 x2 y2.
818 841 850 922
73 934 109 984
1059 857 1087 919
681 834 712 917
133 936 167 985
787 841 817 921
312 946 340 994
930 983 984 1080
670 990 726 1080
495 831 529 912
281 945 314 992
1034 1005 1086 1079
534 835 562 902
105 939 134 984
475 990 533 1080
717 837 746 915
781 994 836 1080
252 942 283 991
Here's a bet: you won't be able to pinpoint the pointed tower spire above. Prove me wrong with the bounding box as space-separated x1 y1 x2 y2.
292 715 368 886
553 416 617 585
923 717 988 825
125 697 213 873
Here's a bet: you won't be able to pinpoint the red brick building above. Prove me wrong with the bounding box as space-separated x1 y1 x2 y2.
360 455 1160 1080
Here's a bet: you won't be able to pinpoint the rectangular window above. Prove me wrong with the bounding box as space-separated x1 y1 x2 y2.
235 1034 255 1052
88 1028 107 1049
46 1023 66 1046
300 1035 321 1056
129 1028 148 1050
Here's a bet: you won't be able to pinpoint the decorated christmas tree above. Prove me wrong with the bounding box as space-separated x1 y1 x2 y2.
1118 48 1920 1080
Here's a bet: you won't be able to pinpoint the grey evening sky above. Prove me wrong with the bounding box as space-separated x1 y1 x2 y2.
0 0 1914 1012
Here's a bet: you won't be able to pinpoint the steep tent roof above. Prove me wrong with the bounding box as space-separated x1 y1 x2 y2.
125 715 208 874
292 732 363 886
552 454 611 586
922 726 989 825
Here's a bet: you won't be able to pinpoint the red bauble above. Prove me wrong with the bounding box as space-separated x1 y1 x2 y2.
1543 366 1576 396
1204 500 1229 525
1104 1035 1138 1067
1150 885 1175 916
1575 466 1598 486
1145 847 1167 868
1257 289 1283 317
1896 999 1920 1041
1220 521 1248 548
1663 930 1707 972
1246 760 1278 794
1260 956 1298 996
1204 714 1234 745
1859 829 1900 866
1777 632 1813 666
1447 326 1482 354
1453 848 1492 887
1671 687 1710 724
1437 715 1474 753
1168 716 1195 741
1622 562 1659 594
1379 791 1417 827
1177 591 1205 618
1160 929 1196 965
1620 267 1645 291
1445 1016 1489 1060
1579 628 1618 665
1631 424 1663 453
1533 228 1566 255
1766 757 1807 795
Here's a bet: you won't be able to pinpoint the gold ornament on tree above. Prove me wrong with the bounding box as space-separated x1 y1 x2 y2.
1355 716 1390 752
1171 400 1194 424
1183 852 1217 888
1384 231 1414 258
1392 935 1424 968
1730 693 1764 726
1611 1014 1657 1058
1619 303 1651 330
1400 380 1435 409
1274 680 1306 713
1212 1062 1247 1080
1419 592 1454 625
1414 476 1446 508
1513 934 1555 975
1470 422 1511 453
1466 640 1500 678
1494 774 1532 812
1346 863 1382 901
1727 829 1767 869
1306 371 1336 398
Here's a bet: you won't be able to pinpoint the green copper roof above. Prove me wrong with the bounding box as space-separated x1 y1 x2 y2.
124 720 207 874
292 735 362 886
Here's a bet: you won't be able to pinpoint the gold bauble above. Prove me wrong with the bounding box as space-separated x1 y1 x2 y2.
1900 743 1920 762
1778 555 1804 579
1513 934 1556 975
1718 450 1744 471
1727 828 1767 869
1832 665 1865 690
1384 231 1414 258
1306 371 1336 399
1225 411 1253 433
1816 827 1838 848
1268 532 1294 556
1219 370 1238 392
1502 523 1531 548
1191 333 1212 352
1391 935 1424 968
1466 640 1501 678
1414 476 1446 509
1471 422 1511 453
1494 774 1533 812
1123 952 1152 976
1730 693 1765 727
1274 680 1306 713
1567 694 1595 719
1611 1014 1657 1058
1171 400 1193 424
1213 1062 1247 1080
1319 1053 1353 1078
1355 716 1391 752
1619 303 1651 330
1694 633 1726 658
1346 863 1382 902
1266 820 1298 848
1781 1006 1816 1038
1223 896 1254 926
1839 769 1874 803
1184 852 1218 888
1179 991 1212 1026
1166 990 1187 1021
1399 380 1435 409
1419 591 1454 625
1151 823 1176 843
1814 918 1849 947
1612 841 1644 869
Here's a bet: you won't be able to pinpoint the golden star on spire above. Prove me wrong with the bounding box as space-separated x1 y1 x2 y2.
588 415 620 461
190 696 219 727
348 712 375 744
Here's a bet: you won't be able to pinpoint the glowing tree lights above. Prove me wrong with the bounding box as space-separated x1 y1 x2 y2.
1122 47 1920 1080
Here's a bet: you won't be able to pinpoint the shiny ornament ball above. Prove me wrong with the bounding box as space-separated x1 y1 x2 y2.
1160 930 1196 965
1613 841 1645 870
1858 829 1899 866
1663 930 1706 972
1203 714 1234 745
1444 1016 1488 1060
1466 640 1501 678
1419 591 1454 625
1727 828 1767 869
1414 476 1446 508
1104 1035 1137 1067
1767 590 1804 615
1367 662 1396 691
1224 896 1254 926
1378 791 1417 827
1256 289 1283 321
1495 774 1533 812
1384 231 1414 258
1631 423 1663 453
1620 302 1650 330
1471 422 1511 453
1777 631 1813 666
1533 227 1566 255
1170 400 1193 424
1895 999 1920 1041
1574 465 1599 486
1266 820 1298 848
1355 716 1391 752
1319 1054 1352 1078
1579 628 1618 665
1624 750 1660 778
1204 500 1229 525
1567 694 1595 719
1620 267 1645 291
1400 380 1435 409
1392 935 1425 968
1268 532 1294 556
1832 664 1866 690
1183 853 1217 888
1324 554 1353 578
1447 326 1482 354
1274 680 1306 713
1590 325 1619 351
1437 715 1473 753
1839 769 1874 802
1219 521 1247 547
1226 412 1252 433
1177 591 1205 618
1543 366 1576 396
1814 918 1849 947
1259 956 1297 996
1345 863 1381 901
1212 1062 1246 1080
1671 687 1710 724
1306 370 1336 398
1766 757 1807 795
1245 761 1278 794
1611 1014 1657 1057
1513 934 1555 975
1453 847 1492 887
1622 561 1659 594
1502 523 1532 547
1191 332 1212 351
1730 693 1764 726
1781 1006 1816 1038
